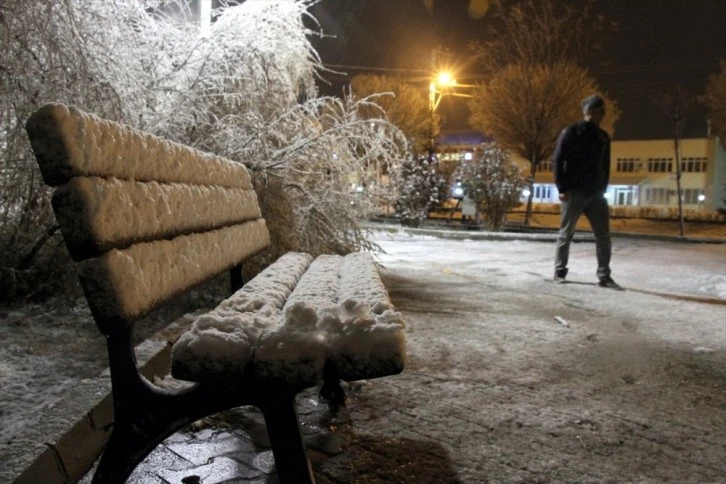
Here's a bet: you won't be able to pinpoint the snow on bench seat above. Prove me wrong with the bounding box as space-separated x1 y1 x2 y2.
171 252 315 384
321 252 405 381
171 252 406 386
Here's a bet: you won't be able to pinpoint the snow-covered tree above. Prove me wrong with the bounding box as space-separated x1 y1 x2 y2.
0 0 407 301
392 155 442 227
456 143 527 231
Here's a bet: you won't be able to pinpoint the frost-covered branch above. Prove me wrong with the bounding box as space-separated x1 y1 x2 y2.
1 0 406 301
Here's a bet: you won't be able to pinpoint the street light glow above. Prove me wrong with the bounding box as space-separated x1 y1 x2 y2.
436 72 456 87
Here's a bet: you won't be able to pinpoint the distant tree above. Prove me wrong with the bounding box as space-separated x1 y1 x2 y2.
456 143 527 231
351 74 433 154
469 62 620 225
467 0 619 225
704 60 726 145
651 86 698 236
392 156 442 227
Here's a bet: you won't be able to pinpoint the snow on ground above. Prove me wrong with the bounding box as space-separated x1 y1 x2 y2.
372 228 726 300
370 228 726 354
1 229 725 451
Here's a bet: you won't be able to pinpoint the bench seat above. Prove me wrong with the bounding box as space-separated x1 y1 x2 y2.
172 252 406 385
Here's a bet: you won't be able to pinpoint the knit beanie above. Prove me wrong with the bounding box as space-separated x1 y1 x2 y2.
581 94 605 114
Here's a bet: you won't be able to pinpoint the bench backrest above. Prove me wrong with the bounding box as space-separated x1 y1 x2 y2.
26 103 270 335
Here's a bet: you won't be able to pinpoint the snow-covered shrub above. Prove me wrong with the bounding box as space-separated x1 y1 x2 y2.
1 0 406 301
392 155 443 227
457 143 527 231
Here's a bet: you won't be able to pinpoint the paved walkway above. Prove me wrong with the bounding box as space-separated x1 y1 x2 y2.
79 235 726 483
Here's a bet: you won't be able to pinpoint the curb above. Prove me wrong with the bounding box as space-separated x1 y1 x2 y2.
1 315 196 484
366 221 726 244
369 224 592 242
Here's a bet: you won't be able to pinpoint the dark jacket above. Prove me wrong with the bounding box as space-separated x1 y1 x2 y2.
552 121 611 195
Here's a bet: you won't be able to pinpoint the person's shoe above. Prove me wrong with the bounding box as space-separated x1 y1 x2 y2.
598 277 624 291
554 270 567 283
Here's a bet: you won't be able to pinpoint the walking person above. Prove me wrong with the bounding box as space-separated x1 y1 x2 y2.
552 94 623 290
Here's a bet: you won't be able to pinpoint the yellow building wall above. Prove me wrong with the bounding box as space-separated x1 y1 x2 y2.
439 136 724 210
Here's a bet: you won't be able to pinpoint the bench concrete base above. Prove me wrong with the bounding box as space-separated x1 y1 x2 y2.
0 313 197 484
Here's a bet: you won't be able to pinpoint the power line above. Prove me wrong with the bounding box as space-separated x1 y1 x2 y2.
323 63 429 74
323 60 720 78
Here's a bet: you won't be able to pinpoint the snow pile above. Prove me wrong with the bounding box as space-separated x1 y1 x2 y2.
53 177 261 255
172 252 314 383
171 252 406 385
25 103 252 188
81 220 270 332
339 252 395 313
324 253 404 380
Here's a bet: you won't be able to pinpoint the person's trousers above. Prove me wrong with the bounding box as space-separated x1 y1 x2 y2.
555 190 612 280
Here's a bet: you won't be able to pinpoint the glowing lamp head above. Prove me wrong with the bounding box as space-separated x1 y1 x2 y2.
436 72 456 87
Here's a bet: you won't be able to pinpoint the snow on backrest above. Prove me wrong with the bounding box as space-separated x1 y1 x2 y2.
25 103 252 188
52 177 262 259
25 104 272 333
82 220 270 334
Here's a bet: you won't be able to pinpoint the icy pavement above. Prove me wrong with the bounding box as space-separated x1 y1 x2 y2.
71 231 725 483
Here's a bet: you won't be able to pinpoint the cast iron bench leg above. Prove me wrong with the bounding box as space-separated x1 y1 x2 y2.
92 421 155 484
261 394 314 484
319 365 346 406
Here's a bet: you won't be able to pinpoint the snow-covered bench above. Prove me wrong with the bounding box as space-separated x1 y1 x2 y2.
25 103 406 484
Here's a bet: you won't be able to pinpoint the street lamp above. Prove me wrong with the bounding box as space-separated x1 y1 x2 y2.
428 71 474 155
429 72 456 114
428 72 455 156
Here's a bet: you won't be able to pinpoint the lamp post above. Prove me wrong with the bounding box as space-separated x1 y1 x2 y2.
428 72 456 156
428 72 474 157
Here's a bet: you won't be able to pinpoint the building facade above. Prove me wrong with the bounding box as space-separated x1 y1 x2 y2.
531 137 725 211
438 132 726 212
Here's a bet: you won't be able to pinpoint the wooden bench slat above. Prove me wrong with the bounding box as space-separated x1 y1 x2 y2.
53 177 262 259
282 255 343 311
80 219 270 333
328 253 406 382
171 252 405 386
218 252 315 313
339 252 394 313
26 103 253 188
171 252 315 384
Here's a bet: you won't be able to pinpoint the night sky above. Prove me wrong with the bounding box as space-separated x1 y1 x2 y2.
307 0 725 140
